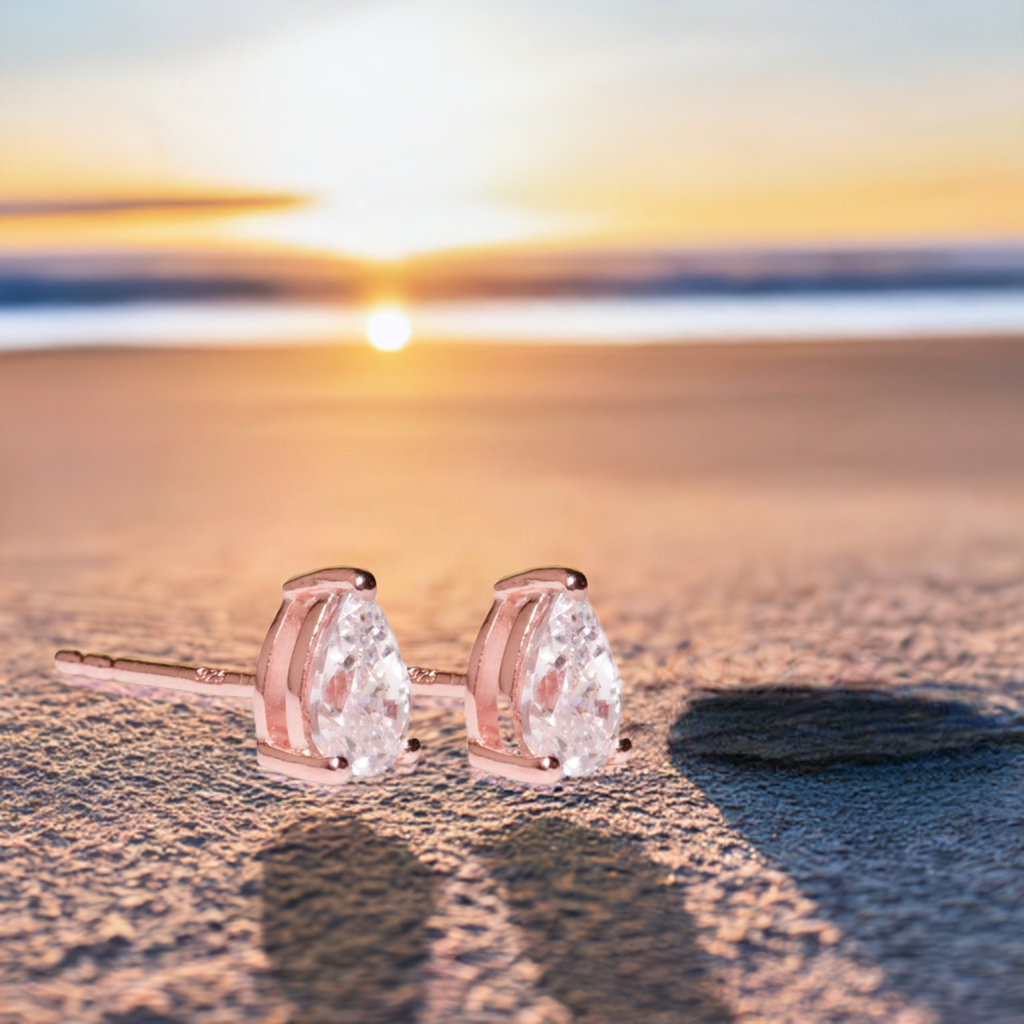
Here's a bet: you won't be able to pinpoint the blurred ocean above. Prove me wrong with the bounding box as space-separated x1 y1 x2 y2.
2 244 1023 349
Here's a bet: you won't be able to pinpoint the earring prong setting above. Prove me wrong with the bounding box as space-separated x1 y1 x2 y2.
465 566 630 784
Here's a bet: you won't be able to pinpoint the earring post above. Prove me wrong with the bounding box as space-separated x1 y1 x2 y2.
408 667 468 698
54 649 467 699
54 649 256 697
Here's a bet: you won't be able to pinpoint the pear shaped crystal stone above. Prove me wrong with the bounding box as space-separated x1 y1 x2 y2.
517 592 622 776
306 591 411 777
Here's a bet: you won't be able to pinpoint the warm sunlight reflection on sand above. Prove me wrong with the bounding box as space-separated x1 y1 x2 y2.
365 306 412 351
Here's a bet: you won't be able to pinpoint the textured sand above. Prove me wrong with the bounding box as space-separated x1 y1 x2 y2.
1 338 1023 1023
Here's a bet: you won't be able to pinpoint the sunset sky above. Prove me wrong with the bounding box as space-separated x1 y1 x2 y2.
2 0 1022 259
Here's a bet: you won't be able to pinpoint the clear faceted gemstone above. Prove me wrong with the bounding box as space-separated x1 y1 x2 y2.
517 592 622 777
306 592 411 778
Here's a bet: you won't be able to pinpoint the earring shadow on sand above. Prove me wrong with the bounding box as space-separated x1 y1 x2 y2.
261 818 441 1024
670 686 1022 764
478 818 734 1024
670 685 1024 1021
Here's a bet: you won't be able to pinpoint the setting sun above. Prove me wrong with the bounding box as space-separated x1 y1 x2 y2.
365 306 412 352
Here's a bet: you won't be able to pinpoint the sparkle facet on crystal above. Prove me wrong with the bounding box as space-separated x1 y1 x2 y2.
517 592 622 776
306 591 411 777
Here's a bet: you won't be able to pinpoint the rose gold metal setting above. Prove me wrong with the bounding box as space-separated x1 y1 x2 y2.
463 566 632 785
53 566 442 786
52 565 630 788
253 566 381 783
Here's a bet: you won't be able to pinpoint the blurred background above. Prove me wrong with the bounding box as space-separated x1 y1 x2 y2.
2 0 1023 348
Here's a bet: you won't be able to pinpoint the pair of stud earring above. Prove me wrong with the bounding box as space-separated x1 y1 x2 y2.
54 566 632 787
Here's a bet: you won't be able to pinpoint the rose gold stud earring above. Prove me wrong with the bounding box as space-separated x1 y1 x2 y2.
53 567 454 786
456 566 632 785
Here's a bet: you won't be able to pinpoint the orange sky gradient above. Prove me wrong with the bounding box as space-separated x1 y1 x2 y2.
2 1 1022 261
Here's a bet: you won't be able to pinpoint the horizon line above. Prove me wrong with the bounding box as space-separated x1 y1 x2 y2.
2 241 1024 307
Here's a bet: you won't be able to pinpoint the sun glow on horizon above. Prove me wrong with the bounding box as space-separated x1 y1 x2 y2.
365 306 412 351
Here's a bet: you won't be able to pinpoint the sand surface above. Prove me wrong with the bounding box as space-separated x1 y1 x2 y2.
1 338 1023 1023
